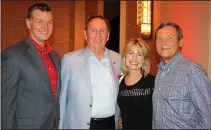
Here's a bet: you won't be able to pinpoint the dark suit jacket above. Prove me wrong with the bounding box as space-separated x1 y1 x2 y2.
1 37 61 129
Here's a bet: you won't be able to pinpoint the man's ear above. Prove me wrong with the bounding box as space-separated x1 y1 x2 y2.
179 38 183 47
26 19 30 29
84 30 87 41
106 32 110 42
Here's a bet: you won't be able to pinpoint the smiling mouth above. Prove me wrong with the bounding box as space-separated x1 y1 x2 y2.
130 62 138 65
39 31 49 34
94 39 102 42
161 48 170 50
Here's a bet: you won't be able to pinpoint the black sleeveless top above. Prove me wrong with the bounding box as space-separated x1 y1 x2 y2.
117 74 155 129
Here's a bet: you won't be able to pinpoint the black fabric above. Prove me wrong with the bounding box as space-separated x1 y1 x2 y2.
117 74 155 129
90 115 115 129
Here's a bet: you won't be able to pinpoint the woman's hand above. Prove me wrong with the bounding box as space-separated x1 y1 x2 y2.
118 116 122 130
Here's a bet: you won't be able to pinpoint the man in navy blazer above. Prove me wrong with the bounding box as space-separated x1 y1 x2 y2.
59 15 121 129
1 3 61 129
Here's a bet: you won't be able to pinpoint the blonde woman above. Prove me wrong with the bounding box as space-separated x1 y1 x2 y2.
117 39 155 129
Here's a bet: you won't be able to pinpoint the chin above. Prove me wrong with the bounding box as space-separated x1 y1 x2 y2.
159 52 170 57
41 37 50 41
129 67 141 70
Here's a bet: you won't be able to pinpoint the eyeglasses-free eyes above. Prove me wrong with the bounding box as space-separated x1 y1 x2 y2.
156 35 178 43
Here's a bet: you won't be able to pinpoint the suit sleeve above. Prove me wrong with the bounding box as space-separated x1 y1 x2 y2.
59 55 70 129
1 50 21 129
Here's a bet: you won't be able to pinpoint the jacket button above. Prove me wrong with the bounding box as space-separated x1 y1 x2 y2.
90 105 92 107
87 123 90 125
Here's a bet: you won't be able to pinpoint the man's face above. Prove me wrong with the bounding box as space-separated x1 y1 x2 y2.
156 26 182 64
84 18 110 50
26 9 53 46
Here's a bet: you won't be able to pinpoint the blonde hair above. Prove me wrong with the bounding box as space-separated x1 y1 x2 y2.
121 38 151 77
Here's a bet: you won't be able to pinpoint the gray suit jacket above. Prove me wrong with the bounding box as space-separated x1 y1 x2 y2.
1 37 61 129
59 47 121 129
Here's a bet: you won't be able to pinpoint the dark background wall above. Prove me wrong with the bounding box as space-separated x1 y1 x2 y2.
104 1 120 53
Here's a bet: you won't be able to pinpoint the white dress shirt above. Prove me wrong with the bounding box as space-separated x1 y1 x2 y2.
88 50 115 118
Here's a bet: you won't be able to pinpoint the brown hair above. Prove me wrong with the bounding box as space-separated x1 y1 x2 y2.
85 15 110 32
155 21 183 40
27 3 52 19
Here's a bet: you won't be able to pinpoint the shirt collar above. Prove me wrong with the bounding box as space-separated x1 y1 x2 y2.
158 52 183 71
87 47 108 60
29 36 53 55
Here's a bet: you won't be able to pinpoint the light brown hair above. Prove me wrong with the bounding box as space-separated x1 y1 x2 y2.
121 38 151 77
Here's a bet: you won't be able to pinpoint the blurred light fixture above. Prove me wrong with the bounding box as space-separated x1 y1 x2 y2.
137 0 153 39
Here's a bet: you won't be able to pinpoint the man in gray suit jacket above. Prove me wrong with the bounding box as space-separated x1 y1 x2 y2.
1 3 61 129
59 15 121 129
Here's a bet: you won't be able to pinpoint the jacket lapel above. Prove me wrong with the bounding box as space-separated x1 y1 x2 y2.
107 49 119 99
78 47 119 100
50 51 61 99
24 37 52 97
106 49 119 100
78 47 92 93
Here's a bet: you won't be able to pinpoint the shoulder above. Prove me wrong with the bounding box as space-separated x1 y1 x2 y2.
63 49 83 57
178 57 206 75
1 41 27 68
178 59 211 94
107 49 120 57
62 49 83 59
176 57 209 82
142 74 155 88
107 49 121 63
144 74 155 81
2 40 26 57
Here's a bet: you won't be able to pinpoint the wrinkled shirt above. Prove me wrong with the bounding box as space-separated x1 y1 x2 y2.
153 53 211 129
88 48 115 118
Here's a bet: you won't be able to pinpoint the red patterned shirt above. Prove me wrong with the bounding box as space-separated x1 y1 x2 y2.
29 36 58 98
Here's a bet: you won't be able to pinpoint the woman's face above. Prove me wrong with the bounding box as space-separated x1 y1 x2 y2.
125 46 144 72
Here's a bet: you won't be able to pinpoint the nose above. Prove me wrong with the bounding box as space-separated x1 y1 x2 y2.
43 23 48 30
132 54 138 60
160 38 169 45
96 30 100 37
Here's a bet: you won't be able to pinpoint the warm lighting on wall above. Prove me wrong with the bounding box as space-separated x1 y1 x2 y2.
137 0 152 39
